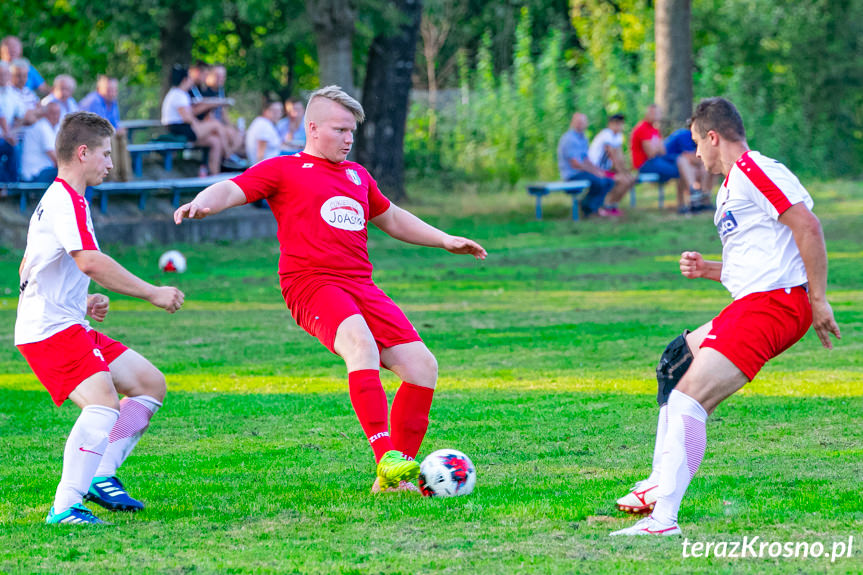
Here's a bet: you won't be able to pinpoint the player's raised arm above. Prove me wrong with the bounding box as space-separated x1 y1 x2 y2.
174 179 247 224
72 250 184 313
371 204 487 260
778 203 841 348
679 251 722 281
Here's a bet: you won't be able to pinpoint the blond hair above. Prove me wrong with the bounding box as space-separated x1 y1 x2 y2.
306 85 364 123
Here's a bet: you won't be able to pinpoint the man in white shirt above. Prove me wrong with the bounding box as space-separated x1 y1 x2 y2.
0 61 35 181
41 74 79 121
21 101 61 182
587 113 636 215
16 111 184 525
245 101 283 163
611 97 841 537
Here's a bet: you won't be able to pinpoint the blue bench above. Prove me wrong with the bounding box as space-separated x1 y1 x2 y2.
7 173 237 214
631 172 666 208
527 180 590 220
128 142 191 178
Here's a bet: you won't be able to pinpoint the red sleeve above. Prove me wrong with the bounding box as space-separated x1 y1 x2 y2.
231 157 285 204
736 152 793 215
366 171 391 218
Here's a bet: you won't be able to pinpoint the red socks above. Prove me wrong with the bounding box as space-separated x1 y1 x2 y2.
390 382 434 460
348 369 395 463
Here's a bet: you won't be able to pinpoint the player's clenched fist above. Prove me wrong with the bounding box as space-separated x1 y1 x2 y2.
86 293 110 322
149 286 185 313
679 251 705 279
442 235 488 260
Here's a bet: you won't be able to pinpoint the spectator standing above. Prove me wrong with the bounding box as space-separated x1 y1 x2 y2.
41 75 79 121
79 76 130 181
277 98 306 153
245 101 283 164
557 112 615 218
1 36 49 96
21 101 61 182
587 113 636 215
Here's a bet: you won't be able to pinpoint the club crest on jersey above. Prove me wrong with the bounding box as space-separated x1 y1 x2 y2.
717 210 738 237
320 196 365 231
345 168 361 186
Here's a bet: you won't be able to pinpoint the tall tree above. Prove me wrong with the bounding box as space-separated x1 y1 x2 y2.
654 0 692 133
306 0 357 95
158 0 198 98
356 0 423 201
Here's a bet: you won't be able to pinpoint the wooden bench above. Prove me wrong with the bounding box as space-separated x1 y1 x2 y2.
527 180 590 220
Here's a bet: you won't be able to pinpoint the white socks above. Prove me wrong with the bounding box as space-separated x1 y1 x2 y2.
645 403 669 486
651 390 708 525
53 405 119 513
95 395 162 478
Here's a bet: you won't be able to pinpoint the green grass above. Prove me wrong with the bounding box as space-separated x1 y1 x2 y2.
1 180 861 574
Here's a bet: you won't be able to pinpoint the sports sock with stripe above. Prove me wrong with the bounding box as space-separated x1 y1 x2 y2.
95 395 162 478
53 404 120 514
348 369 395 463
651 390 708 525
390 382 434 460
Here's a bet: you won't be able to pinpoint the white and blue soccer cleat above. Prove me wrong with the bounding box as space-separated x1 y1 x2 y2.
85 476 144 511
45 503 106 525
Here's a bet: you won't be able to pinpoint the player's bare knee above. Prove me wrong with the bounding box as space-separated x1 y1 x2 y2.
140 369 167 402
412 350 438 388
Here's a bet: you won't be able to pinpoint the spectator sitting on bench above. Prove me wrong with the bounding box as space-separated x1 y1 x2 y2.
10 59 41 112
557 112 615 218
200 64 243 159
41 74 79 122
1 36 49 96
246 100 283 164
630 104 698 214
588 113 637 216
277 98 306 153
664 119 714 211
1 62 38 182
80 75 131 181
20 101 60 183
161 65 228 175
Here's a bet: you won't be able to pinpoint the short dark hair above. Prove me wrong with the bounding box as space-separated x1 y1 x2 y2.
609 113 625 122
170 65 188 87
56 111 114 164
691 97 746 142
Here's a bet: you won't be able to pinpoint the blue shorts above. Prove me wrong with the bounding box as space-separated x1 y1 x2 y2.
639 155 680 182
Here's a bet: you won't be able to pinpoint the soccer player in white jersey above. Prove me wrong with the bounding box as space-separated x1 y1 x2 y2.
611 97 841 536
15 111 185 525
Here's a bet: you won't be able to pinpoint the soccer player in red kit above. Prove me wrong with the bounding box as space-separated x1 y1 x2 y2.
15 112 185 524
611 98 840 536
174 86 487 492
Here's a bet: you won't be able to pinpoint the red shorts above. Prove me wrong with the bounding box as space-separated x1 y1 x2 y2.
17 325 129 406
701 286 812 380
285 276 421 354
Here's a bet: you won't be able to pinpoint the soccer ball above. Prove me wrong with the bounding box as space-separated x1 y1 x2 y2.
419 449 476 497
158 250 187 273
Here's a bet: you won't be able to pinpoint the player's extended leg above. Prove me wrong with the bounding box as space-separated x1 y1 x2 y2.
617 321 712 515
381 341 438 460
86 349 166 512
612 347 747 536
334 315 420 491
47 372 120 525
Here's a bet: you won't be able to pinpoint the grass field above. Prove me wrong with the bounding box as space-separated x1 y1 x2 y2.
1 180 861 574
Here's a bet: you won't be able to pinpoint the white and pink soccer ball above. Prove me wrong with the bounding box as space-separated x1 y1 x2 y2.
158 250 187 273
419 449 476 497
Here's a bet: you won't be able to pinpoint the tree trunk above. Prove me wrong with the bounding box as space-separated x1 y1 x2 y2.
355 0 423 202
654 0 692 134
306 0 356 96
158 0 196 99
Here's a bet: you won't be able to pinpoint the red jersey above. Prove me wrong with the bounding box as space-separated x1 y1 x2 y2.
630 120 661 169
231 152 392 294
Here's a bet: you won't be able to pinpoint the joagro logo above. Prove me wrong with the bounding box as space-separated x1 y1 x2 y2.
320 196 365 231
717 210 738 238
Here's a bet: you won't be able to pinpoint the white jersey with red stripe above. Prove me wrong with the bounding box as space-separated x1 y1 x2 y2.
714 150 813 300
15 179 100 345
